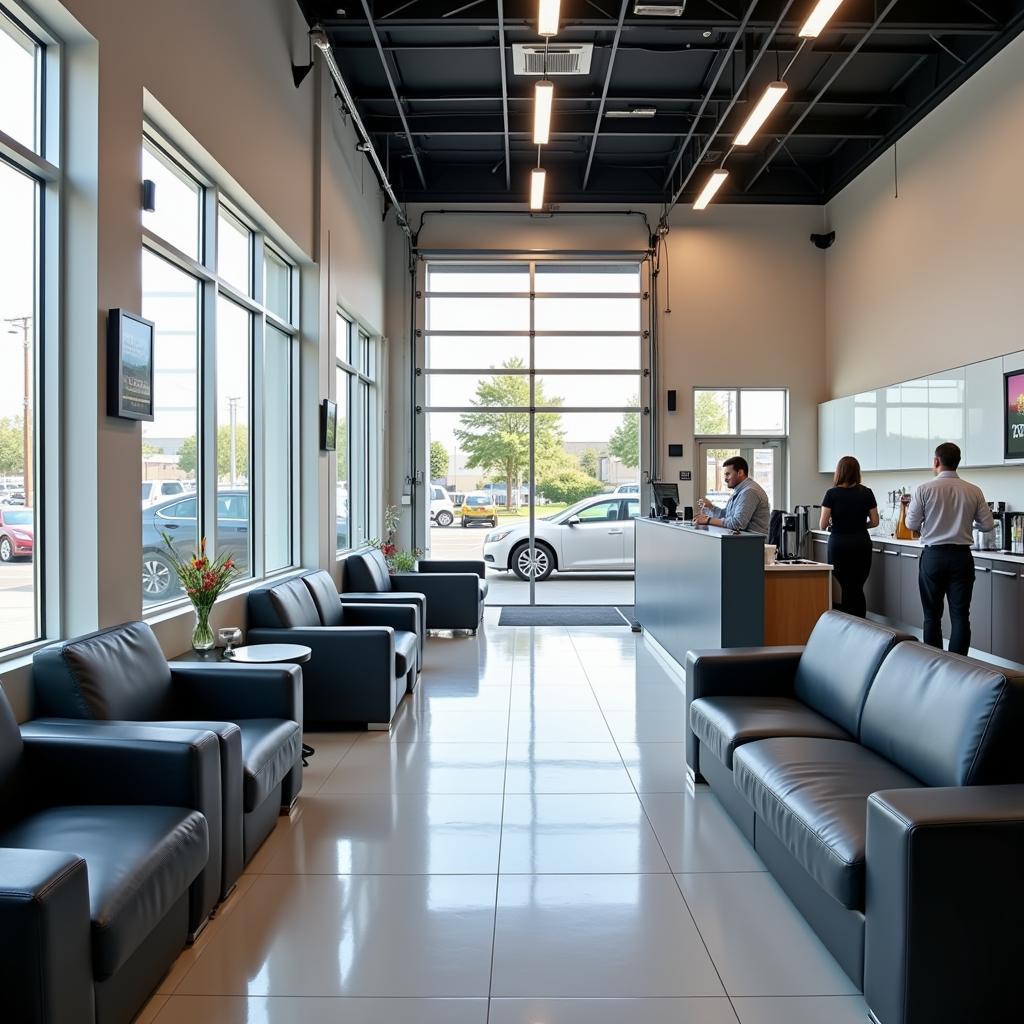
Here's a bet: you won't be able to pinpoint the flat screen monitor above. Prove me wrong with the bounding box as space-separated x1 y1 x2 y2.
1005 369 1024 460
652 481 680 517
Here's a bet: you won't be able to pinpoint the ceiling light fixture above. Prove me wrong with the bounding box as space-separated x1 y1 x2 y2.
534 80 554 144
634 4 687 15
530 166 547 209
605 107 657 119
734 82 788 145
799 0 845 38
693 169 728 210
538 0 560 37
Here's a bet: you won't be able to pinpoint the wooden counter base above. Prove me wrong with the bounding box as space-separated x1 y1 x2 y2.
764 567 833 646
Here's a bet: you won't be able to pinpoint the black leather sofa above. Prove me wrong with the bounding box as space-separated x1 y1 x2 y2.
685 611 1024 1024
30 621 302 895
343 547 487 632
248 576 418 728
0 688 212 1024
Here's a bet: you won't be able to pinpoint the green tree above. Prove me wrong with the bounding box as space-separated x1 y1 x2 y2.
0 416 24 476
537 468 603 505
176 426 250 481
455 357 565 508
336 419 348 480
609 396 641 469
430 440 449 481
694 390 730 434
578 448 598 477
142 442 163 456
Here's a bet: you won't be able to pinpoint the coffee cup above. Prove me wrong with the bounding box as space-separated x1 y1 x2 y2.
764 544 777 566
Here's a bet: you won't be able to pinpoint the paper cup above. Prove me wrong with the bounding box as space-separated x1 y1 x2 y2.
764 544 777 565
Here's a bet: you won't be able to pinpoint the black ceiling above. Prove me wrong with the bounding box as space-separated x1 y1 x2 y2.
295 1 1024 208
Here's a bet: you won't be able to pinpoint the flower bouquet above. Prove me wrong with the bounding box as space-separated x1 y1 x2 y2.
161 535 240 650
369 505 423 574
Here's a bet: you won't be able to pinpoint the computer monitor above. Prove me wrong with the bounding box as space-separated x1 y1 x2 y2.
652 481 680 518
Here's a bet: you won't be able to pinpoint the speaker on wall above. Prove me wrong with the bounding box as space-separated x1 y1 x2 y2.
667 389 677 412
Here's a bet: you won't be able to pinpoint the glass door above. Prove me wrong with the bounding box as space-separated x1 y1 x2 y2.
698 440 785 514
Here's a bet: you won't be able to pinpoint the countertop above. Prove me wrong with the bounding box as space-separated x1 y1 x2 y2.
766 561 832 573
809 529 1024 566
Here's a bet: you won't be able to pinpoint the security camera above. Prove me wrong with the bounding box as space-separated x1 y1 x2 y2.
810 231 836 250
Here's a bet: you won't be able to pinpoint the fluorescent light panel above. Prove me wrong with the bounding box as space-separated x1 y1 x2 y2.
530 167 547 209
734 82 788 146
534 80 554 144
538 0 560 37
799 0 845 38
693 169 728 210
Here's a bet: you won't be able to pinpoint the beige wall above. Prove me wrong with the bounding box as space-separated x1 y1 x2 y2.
825 30 1024 399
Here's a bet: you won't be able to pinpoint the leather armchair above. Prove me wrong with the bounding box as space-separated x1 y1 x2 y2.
0 690 211 1024
343 547 487 632
248 576 419 728
31 621 302 894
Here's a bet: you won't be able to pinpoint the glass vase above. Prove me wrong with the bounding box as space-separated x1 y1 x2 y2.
191 606 215 651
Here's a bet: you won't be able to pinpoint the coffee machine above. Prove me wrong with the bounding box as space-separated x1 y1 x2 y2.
1000 510 1024 554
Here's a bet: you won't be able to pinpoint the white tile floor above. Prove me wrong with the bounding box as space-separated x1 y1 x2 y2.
140 611 869 1023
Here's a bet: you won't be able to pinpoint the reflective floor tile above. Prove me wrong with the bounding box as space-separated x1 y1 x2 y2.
410 686 512 713
506 710 613 743
503 742 635 794
489 998 739 1024
676 873 859 997
731 996 870 1024
153 996 489 1023
257 793 503 874
509 685 601 711
372 710 511 743
319 742 508 794
640 793 765 873
618 743 689 793
491 874 725 997
299 733 361 792
175 874 497 997
603 710 687 743
499 795 671 874
590 683 687 713
135 991 169 1022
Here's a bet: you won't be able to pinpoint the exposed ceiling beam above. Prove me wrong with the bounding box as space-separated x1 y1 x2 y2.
582 0 630 190
496 0 511 190
353 91 910 107
358 0 427 189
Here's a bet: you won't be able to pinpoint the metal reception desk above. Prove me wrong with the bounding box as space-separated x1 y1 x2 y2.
634 518 832 670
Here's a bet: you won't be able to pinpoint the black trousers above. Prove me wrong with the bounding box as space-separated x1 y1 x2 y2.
827 531 872 618
919 544 975 655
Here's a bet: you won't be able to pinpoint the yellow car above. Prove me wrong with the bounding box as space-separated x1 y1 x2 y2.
461 492 499 528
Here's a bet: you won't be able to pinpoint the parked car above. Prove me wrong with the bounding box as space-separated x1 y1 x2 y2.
461 492 498 528
141 491 250 600
0 490 26 506
0 507 33 562
429 485 455 527
450 491 466 510
612 483 640 495
483 494 640 580
141 479 190 508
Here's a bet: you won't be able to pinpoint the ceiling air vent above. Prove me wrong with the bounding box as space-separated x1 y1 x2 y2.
512 44 594 76
634 4 687 15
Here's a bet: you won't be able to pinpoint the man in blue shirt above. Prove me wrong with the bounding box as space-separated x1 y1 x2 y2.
694 456 771 536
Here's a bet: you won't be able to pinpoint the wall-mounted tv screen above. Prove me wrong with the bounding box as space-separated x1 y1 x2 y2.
1005 369 1024 459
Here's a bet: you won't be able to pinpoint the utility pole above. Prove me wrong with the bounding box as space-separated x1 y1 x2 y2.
4 316 32 508
227 396 239 487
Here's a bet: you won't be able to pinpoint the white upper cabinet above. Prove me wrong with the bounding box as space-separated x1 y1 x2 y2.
853 391 878 471
877 385 901 470
899 378 932 469
818 400 835 473
964 358 1006 467
928 369 965 453
833 395 855 469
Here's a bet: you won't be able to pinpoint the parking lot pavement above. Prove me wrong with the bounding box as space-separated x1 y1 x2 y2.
426 526 634 606
0 560 37 650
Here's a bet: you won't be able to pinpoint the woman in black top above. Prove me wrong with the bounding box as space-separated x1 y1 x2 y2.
820 456 880 618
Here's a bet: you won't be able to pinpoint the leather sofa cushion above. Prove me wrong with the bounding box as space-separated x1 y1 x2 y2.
792 613 912 737
479 578 489 600
690 696 850 769
302 571 345 626
344 549 393 593
859 642 1024 787
0 693 25 827
733 737 920 911
394 631 418 679
0 804 208 979
33 621 172 721
238 719 301 812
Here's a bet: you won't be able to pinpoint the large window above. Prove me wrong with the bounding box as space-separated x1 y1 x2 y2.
141 133 298 607
335 313 378 553
694 388 788 437
0 4 57 653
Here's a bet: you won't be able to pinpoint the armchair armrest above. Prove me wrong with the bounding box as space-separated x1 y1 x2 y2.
342 602 418 634
684 647 803 776
417 559 486 579
170 662 302 727
391 572 483 630
0 848 93 1024
865 785 1024 1024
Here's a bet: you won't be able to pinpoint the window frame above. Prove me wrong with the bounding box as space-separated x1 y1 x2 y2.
140 126 300 615
0 0 61 657
693 387 790 439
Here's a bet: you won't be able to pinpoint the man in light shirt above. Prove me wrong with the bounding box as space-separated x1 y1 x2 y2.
694 455 771 536
905 442 994 655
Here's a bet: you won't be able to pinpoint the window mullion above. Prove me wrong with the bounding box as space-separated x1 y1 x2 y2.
252 313 266 580
200 183 219 559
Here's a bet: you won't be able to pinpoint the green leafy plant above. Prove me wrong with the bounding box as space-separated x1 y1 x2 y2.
369 504 422 574
160 535 239 648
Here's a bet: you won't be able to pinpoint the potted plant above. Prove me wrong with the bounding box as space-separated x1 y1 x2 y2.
370 505 423 574
161 535 240 650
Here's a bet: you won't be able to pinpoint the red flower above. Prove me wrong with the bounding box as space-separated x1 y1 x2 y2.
381 543 396 557
224 559 235 570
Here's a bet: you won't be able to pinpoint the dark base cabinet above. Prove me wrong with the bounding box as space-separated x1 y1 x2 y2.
882 546 901 621
898 550 924 629
865 545 885 615
991 566 1022 663
971 559 993 654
